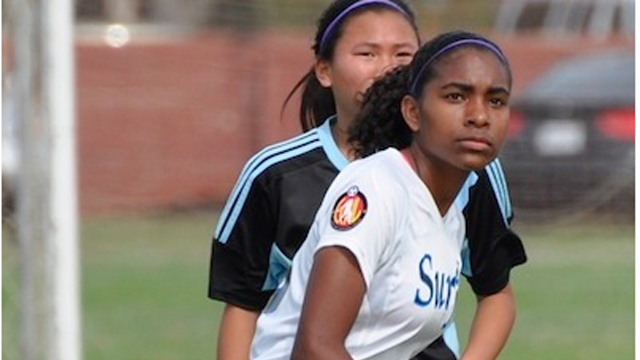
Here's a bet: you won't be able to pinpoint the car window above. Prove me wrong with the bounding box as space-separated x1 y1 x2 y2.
523 52 635 104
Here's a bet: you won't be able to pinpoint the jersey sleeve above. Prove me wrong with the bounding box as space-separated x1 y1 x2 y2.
462 160 528 296
208 171 276 311
313 170 401 288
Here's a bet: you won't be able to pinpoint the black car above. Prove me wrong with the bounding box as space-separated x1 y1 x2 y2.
501 50 634 218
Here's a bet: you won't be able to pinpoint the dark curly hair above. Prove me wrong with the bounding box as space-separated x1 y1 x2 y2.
280 0 420 131
349 30 512 158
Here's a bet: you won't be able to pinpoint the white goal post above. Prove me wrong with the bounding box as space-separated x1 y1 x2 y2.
9 0 81 359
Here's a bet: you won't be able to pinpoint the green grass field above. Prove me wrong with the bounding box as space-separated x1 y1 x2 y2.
2 211 634 360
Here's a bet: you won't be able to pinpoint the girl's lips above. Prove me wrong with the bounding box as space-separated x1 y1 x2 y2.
458 137 492 151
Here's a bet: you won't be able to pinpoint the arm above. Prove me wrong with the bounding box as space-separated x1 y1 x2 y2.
457 162 525 360
460 284 516 360
292 246 366 360
216 304 260 360
208 158 280 360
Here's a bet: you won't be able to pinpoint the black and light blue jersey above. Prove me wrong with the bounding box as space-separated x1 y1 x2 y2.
457 159 527 296
208 118 348 310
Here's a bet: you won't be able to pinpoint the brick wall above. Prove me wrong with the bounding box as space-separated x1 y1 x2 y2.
76 30 634 216
77 30 308 215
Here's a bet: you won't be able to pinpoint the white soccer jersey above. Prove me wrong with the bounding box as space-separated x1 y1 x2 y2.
250 148 465 360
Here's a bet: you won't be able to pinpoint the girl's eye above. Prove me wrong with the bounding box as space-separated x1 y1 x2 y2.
357 52 375 58
446 93 464 101
489 97 508 107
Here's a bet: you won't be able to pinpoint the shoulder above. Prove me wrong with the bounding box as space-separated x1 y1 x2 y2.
482 159 507 190
478 158 512 222
331 149 410 205
239 130 325 182
214 130 328 241
457 158 512 223
337 149 400 179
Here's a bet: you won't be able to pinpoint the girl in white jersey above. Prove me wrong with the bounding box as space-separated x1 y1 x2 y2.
249 31 518 360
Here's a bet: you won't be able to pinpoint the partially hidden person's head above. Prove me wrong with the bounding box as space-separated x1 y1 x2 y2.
282 0 420 131
350 30 513 172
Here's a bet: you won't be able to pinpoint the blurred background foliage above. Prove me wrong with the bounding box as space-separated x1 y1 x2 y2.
71 0 504 32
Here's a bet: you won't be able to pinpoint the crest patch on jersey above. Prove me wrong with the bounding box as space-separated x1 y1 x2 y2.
331 186 367 230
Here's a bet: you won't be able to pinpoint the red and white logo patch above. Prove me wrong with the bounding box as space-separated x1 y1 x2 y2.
331 186 367 230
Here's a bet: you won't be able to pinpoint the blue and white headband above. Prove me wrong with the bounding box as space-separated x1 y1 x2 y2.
319 0 409 54
409 38 508 95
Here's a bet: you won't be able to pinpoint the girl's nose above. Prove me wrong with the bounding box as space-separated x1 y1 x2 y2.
466 99 489 127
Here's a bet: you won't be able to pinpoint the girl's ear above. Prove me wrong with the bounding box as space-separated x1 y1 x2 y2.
401 95 420 132
315 59 332 88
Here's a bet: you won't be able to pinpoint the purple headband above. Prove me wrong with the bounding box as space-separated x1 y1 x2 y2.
319 0 408 54
409 38 508 95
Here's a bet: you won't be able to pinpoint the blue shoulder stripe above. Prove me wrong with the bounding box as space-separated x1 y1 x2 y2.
455 172 478 210
485 159 512 224
215 130 322 243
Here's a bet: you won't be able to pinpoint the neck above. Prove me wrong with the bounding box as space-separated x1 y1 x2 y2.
404 146 469 216
331 119 356 162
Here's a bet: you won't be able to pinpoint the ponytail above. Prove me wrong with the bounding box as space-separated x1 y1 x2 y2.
280 68 336 131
